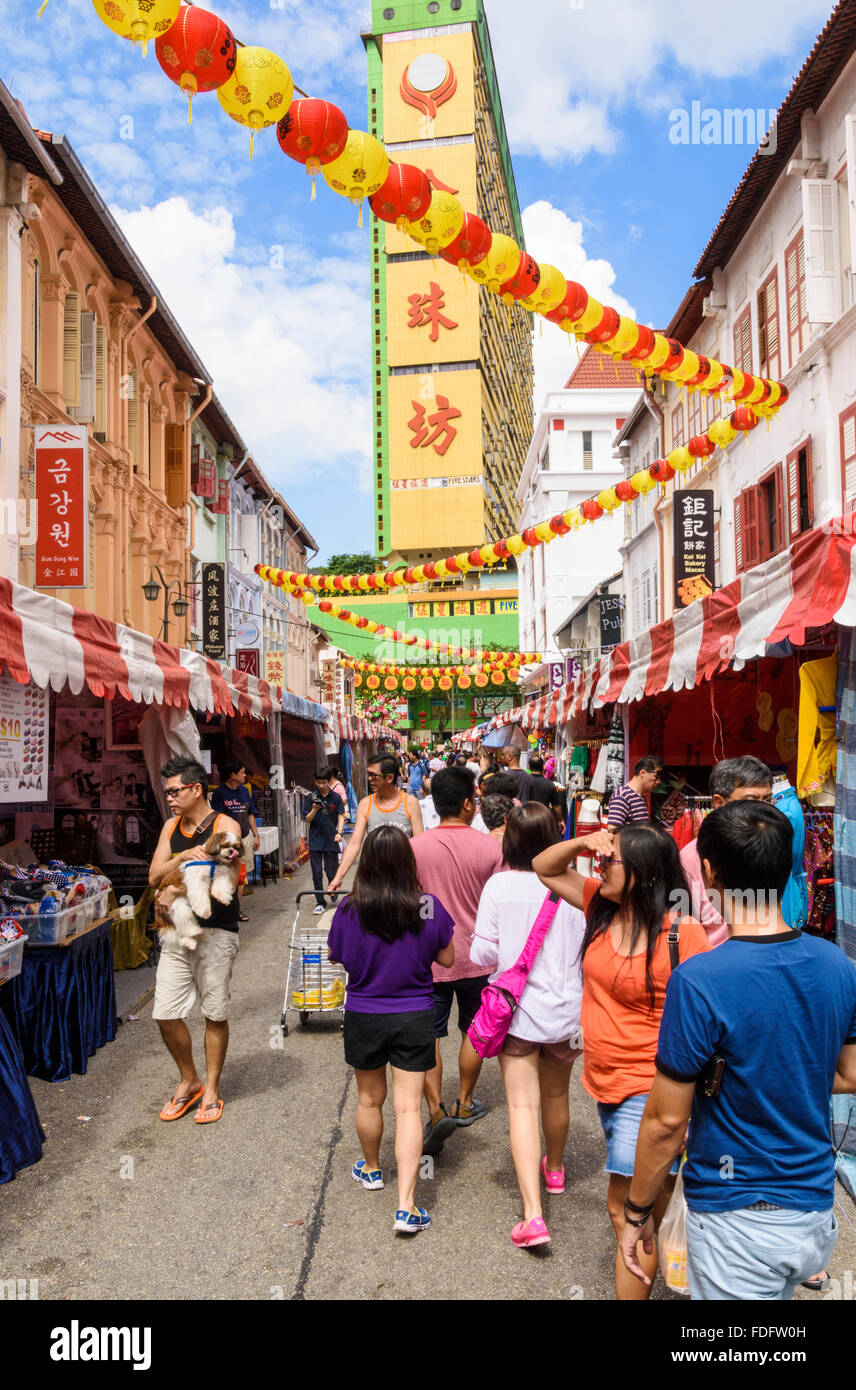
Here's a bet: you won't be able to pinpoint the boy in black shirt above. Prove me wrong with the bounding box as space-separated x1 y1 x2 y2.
302 768 345 913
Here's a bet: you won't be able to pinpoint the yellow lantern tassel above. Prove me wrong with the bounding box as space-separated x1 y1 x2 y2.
311 176 316 202
36 0 49 15
250 130 255 160
358 201 363 228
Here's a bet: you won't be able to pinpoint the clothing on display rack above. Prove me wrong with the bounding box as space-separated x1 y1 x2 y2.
590 744 609 796
835 626 856 962
604 715 625 800
803 805 835 941
797 655 838 798
567 745 590 794
772 779 809 932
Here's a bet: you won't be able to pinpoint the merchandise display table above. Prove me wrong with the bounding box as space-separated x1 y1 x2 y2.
0 1001 44 1183
0 918 118 1082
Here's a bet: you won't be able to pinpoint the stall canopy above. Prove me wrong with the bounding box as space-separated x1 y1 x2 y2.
334 712 400 744
454 523 856 740
0 578 328 723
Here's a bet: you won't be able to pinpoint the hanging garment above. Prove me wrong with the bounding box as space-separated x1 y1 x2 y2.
590 744 609 795
567 745 590 794
797 655 838 798
804 811 835 940
836 627 856 961
604 714 626 799
772 780 808 931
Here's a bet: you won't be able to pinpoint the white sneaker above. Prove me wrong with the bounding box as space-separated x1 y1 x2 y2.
312 904 325 915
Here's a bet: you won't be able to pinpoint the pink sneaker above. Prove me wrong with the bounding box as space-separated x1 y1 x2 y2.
511 1217 551 1248
541 1156 565 1194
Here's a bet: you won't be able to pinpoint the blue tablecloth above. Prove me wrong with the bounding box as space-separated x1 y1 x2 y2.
0 920 117 1083
0 1002 44 1184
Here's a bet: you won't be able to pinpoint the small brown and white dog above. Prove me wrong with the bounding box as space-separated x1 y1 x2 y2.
155 829 243 950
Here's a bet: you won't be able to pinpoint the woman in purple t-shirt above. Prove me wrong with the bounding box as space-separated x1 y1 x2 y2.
327 826 454 1237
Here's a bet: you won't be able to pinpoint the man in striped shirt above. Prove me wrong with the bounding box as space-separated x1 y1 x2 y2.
606 755 664 829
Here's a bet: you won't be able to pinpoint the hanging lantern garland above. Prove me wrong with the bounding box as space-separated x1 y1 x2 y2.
78 0 789 418
155 5 237 123
277 97 349 198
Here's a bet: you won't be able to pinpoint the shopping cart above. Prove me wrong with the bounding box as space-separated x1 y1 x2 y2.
279 891 346 1037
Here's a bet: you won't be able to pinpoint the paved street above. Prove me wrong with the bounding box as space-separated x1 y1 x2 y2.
3 863 855 1302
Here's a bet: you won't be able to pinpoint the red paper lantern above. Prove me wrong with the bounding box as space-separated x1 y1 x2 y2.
438 675 452 691
318 599 332 613
581 498 604 521
277 99 348 193
687 434 716 458
649 459 676 483
730 373 758 402
584 305 620 345
369 162 431 229
439 212 492 271
467 550 485 567
684 355 712 387
156 6 237 121
499 252 540 306
549 514 570 534
545 280 588 330
623 324 657 361
658 337 685 375
730 406 759 432
615 479 639 501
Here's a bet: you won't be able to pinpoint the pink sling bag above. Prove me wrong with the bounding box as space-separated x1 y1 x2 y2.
467 891 562 1060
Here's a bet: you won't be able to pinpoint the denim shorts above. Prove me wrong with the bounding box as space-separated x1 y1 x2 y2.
596 1092 680 1178
686 1205 838 1301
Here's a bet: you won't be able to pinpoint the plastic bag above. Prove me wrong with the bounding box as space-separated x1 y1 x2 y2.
659 1166 689 1295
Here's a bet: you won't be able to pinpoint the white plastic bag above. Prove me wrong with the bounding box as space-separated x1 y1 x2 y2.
659 1166 689 1295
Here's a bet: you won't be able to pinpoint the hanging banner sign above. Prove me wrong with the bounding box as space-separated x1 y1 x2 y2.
236 648 259 677
202 562 226 660
0 671 49 803
674 490 715 607
34 424 89 589
549 662 565 691
599 594 622 652
264 650 286 687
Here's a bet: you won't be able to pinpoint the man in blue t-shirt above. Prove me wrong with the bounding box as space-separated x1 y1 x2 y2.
211 760 260 922
619 800 856 1301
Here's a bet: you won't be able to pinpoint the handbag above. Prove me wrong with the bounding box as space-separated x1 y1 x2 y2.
467 891 562 1060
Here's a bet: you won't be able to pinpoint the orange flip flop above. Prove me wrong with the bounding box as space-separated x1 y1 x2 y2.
194 1099 224 1124
159 1086 204 1122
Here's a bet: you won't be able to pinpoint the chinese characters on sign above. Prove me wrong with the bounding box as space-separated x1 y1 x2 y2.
673 490 715 608
235 648 259 677
0 671 49 804
550 662 565 691
202 562 226 661
599 595 622 651
264 651 286 687
407 282 458 343
407 395 461 456
34 425 89 589
390 473 482 491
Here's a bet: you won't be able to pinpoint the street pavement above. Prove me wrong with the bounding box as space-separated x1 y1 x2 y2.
2 861 855 1301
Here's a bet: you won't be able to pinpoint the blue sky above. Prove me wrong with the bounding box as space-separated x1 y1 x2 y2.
2 0 835 561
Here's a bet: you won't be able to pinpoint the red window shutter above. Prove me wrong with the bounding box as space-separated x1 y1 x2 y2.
743 486 760 569
841 405 856 511
734 493 744 573
765 271 780 380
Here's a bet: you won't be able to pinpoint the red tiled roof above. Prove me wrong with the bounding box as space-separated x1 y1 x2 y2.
694 0 856 278
564 346 642 390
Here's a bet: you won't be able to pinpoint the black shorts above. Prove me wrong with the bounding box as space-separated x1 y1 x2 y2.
433 976 489 1038
343 1009 435 1072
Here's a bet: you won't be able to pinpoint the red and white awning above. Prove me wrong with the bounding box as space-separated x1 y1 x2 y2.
0 577 326 723
455 523 856 737
335 712 400 744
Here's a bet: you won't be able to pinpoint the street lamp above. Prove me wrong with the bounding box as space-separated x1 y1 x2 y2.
142 565 189 642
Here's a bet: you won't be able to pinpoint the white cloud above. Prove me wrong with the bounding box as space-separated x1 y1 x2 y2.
112 196 372 489
485 0 833 161
522 200 636 406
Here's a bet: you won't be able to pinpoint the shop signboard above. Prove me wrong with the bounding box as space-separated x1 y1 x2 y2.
34 424 88 588
549 662 565 691
599 594 622 652
202 562 226 660
0 670 49 803
236 648 259 677
264 650 286 687
674 490 715 607
236 619 260 646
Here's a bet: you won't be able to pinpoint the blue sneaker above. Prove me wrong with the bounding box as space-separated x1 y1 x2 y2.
393 1207 431 1236
352 1159 384 1190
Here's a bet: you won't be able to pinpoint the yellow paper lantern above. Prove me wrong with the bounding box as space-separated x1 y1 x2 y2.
411 565 425 582
434 559 449 578
597 488 621 512
479 544 496 564
92 0 180 56
322 130 389 223
367 621 379 633
644 333 672 373
630 469 657 495
669 446 694 472
746 377 768 405
455 552 471 573
708 418 738 448
217 46 293 158
506 535 526 556
563 507 583 530
406 191 464 257
466 233 520 294
673 349 701 383
519 264 566 315
573 297 605 335
534 521 554 542
603 316 640 356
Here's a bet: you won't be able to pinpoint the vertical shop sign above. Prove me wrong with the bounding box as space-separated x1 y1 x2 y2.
34 425 89 588
202 562 226 660
599 595 622 652
235 648 259 677
674 490 715 607
264 650 286 687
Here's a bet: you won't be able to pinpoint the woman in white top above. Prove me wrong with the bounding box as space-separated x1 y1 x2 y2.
471 803 586 1251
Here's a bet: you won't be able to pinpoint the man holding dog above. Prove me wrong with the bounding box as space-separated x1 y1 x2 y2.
149 756 243 1126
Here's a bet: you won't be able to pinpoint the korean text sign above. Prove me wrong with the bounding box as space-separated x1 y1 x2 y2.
34 425 88 589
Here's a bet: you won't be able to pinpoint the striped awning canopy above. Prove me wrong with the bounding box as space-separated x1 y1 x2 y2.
454 522 856 740
0 578 328 723
335 712 400 744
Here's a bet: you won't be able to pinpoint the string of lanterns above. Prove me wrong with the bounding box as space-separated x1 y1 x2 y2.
73 3 790 401
355 667 517 692
342 656 534 671
258 404 766 601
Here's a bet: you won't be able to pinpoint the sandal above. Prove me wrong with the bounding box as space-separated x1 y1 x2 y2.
238 912 249 922
194 1099 224 1124
158 1085 203 1122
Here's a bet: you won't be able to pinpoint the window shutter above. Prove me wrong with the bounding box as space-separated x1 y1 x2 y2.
71 311 97 422
734 493 744 573
165 422 186 508
802 179 840 323
95 323 107 433
774 463 785 555
841 405 856 511
803 436 814 530
758 272 780 380
786 447 800 540
127 369 138 469
671 401 685 448
632 579 641 635
63 291 81 408
846 115 856 302
743 486 760 570
785 232 805 365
